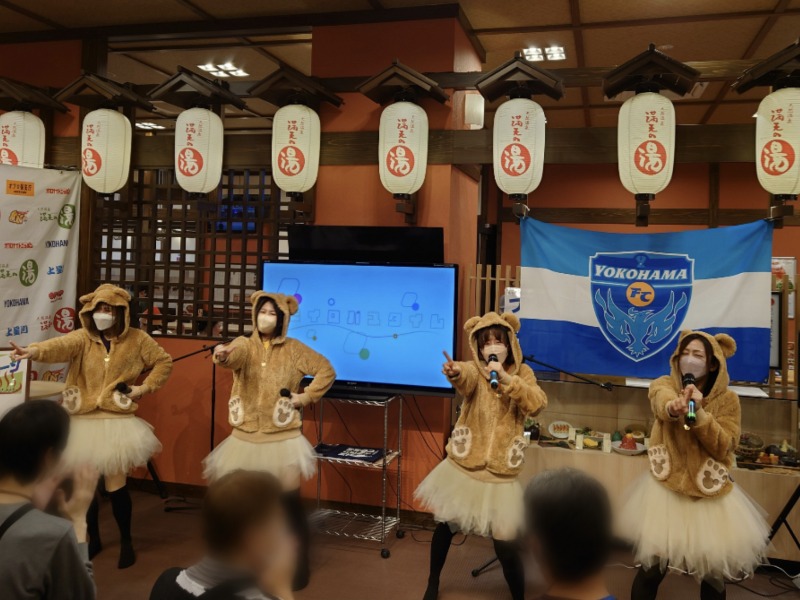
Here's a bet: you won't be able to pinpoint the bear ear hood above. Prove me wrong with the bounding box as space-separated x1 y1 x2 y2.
249 291 298 343
464 311 524 375
78 284 132 337
670 329 734 397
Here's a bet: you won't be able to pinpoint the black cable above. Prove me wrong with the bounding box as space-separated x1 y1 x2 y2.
306 403 353 503
405 396 444 461
411 394 445 461
328 401 364 447
731 579 798 598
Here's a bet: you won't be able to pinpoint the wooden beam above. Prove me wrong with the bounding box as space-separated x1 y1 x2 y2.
499 207 796 226
568 0 591 127
110 38 312 53
0 0 65 30
708 163 720 228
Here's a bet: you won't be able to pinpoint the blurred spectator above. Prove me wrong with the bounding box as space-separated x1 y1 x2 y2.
0 400 99 600
525 468 615 600
150 470 296 600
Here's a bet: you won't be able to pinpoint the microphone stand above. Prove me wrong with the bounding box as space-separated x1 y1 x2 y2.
523 354 614 392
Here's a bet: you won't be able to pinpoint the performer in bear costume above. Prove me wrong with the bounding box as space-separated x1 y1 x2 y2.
11 283 173 569
415 311 547 600
205 291 336 590
621 331 770 600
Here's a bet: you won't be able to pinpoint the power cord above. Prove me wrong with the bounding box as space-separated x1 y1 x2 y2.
405 396 444 461
411 395 445 460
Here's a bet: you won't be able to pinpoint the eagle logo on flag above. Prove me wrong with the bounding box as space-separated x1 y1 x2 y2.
590 252 692 361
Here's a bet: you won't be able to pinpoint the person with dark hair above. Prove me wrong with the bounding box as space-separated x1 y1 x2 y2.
0 400 99 600
415 312 548 600
525 469 615 600
621 331 770 600
10 283 174 569
205 292 335 590
149 470 296 600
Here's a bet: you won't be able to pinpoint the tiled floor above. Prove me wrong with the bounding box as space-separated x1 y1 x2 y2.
91 489 797 599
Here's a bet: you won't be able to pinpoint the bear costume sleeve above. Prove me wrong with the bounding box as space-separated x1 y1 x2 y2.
505 363 547 416
649 375 680 422
29 331 85 364
293 343 336 406
448 361 480 398
213 336 249 371
692 391 741 462
138 334 173 394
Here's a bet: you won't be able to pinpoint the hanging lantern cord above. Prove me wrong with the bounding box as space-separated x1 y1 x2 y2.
635 193 654 227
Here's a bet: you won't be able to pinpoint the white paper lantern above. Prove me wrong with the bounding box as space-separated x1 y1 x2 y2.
755 87 800 197
0 111 45 169
175 107 223 194
271 104 320 194
464 93 485 130
617 92 675 196
492 98 545 197
378 101 428 196
81 109 131 194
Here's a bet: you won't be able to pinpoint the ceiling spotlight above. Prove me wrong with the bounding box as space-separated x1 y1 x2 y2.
211 71 230 77
217 63 236 71
135 122 166 130
523 47 544 62
197 64 216 71
231 69 249 77
545 46 566 60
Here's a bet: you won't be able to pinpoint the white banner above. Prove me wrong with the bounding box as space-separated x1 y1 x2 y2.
0 165 81 388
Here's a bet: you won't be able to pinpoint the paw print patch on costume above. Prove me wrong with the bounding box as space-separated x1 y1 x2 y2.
450 426 472 458
506 436 527 469
112 390 132 410
228 396 244 426
696 458 729 495
648 445 671 481
273 396 296 428
62 386 81 414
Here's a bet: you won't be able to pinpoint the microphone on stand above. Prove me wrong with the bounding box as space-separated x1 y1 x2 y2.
682 372 697 429
488 354 499 390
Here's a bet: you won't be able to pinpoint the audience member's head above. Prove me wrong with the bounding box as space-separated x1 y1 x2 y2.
525 468 613 590
202 470 296 589
0 400 69 486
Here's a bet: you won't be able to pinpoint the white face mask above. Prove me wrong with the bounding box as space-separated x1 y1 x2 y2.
679 354 707 380
257 313 278 335
482 343 508 365
93 312 115 332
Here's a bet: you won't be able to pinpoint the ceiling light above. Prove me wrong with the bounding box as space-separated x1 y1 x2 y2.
197 64 216 71
211 71 230 77
135 122 166 130
545 46 566 61
523 47 544 62
217 63 236 71
231 70 249 77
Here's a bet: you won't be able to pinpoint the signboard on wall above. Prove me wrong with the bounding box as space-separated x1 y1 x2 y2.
0 348 31 417
0 165 81 384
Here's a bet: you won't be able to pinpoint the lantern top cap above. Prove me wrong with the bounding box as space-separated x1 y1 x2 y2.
357 59 449 105
602 44 699 98
0 77 68 113
54 73 154 111
248 63 342 109
475 52 564 102
147 66 247 110
733 40 800 93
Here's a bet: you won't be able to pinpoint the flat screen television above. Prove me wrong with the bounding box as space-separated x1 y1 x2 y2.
261 261 458 395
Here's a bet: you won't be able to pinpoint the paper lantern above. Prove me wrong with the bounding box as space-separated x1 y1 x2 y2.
81 109 131 194
175 107 223 194
492 98 545 197
755 87 800 198
617 92 675 196
0 111 45 169
271 104 320 194
378 101 428 196
464 93 485 130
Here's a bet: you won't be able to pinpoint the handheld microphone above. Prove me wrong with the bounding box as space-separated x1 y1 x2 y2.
116 382 132 395
489 354 499 390
279 388 291 398
682 373 697 428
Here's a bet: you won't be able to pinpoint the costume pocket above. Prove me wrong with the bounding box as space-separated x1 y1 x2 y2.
449 426 472 459
61 386 81 414
228 396 244 426
695 458 730 496
648 444 671 481
506 436 527 469
272 396 296 428
111 390 132 411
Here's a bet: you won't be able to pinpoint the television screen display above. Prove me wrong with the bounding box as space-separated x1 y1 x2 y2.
261 261 458 395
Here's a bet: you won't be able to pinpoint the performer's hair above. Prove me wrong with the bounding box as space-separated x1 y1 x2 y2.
678 333 720 394
201 470 283 555
525 468 612 583
476 325 512 365
256 296 284 337
0 400 70 484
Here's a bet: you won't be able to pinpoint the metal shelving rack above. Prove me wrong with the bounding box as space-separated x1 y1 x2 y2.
311 393 403 558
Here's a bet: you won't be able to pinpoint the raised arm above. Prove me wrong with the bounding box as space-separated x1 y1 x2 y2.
212 337 249 371
26 332 85 364
692 391 740 462
649 376 681 423
505 364 547 416
292 343 336 406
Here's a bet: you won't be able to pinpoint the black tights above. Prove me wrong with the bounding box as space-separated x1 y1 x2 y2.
86 485 136 568
631 564 726 600
424 522 524 600
282 489 311 591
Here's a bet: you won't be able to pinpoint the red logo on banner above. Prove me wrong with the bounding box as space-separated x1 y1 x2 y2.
178 148 203 177
386 145 414 177
0 148 18 165
501 143 531 176
278 146 305 176
635 140 667 175
761 139 795 176
82 148 102 176
53 307 76 333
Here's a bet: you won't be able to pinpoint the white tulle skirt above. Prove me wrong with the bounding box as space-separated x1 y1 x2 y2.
414 459 524 540
619 473 770 581
203 433 317 485
63 415 161 476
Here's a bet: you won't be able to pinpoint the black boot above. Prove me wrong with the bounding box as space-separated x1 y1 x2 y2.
282 490 311 591
492 539 525 600
631 564 667 600
423 523 457 600
86 495 102 559
701 577 726 600
109 486 135 569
